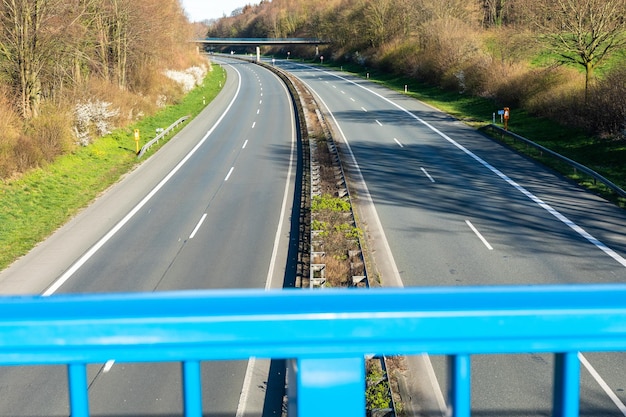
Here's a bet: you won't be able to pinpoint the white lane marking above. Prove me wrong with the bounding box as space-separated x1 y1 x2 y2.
189 213 207 239
257 109 260 114
350 97 355 102
251 121 256 129
259 99 262 104
421 167 435 183
224 167 234 182
42 64 244 297
361 106 367 112
393 138 403 148
297 63 626 268
236 358 257 417
579 353 626 416
341 90 346 94
103 360 115 373
242 140 248 149
466 220 493 250
375 120 383 126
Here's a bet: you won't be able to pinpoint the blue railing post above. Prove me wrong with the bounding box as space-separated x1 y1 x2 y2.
293 357 365 417
182 360 203 417
448 354 471 417
552 352 580 417
67 363 89 417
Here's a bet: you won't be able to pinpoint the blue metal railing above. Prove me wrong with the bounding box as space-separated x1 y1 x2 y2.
2 284 626 417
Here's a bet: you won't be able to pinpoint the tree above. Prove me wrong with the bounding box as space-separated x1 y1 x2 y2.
0 0 57 118
534 0 626 99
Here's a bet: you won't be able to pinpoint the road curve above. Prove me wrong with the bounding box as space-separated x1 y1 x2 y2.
0 58 297 417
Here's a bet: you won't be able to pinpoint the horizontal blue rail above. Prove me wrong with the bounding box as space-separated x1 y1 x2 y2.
2 284 626 416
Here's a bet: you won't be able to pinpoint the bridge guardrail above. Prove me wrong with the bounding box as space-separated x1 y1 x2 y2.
483 124 626 199
2 285 626 417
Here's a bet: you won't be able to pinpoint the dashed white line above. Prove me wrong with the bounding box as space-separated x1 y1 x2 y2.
375 120 383 126
465 220 493 250
225 167 234 182
350 97 355 102
394 138 403 148
361 107 367 112
259 99 262 104
421 167 435 183
257 109 260 114
251 121 256 129
189 213 207 239
242 140 248 149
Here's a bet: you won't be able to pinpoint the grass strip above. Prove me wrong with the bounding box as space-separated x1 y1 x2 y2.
0 65 226 270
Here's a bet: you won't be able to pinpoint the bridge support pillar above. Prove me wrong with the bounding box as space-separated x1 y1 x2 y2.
256 46 260 62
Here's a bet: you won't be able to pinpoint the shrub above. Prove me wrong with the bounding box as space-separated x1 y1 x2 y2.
584 66 626 139
311 194 351 212
27 105 74 162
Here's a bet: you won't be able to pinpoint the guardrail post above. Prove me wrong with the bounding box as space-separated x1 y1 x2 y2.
292 357 365 417
67 363 90 417
448 354 471 417
552 352 580 417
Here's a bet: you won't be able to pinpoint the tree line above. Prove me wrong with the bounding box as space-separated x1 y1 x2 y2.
209 0 626 140
0 0 202 178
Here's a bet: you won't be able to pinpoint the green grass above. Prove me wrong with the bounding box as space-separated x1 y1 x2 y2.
321 60 626 207
0 65 226 270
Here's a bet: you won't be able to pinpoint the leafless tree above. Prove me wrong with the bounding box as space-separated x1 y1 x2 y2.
532 0 626 98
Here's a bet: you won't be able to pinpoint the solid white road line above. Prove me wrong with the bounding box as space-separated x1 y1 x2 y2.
579 353 626 416
189 213 207 239
466 220 494 250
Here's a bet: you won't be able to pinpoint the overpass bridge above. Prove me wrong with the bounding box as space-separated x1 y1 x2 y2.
196 37 331 61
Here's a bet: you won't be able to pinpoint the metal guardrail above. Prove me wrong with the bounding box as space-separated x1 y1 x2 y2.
2 285 626 417
137 115 190 158
484 124 626 199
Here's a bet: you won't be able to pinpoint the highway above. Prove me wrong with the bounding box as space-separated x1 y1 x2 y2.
278 60 626 417
0 58 296 416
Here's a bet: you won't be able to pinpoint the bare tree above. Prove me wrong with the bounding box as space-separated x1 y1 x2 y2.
533 0 626 98
0 0 56 118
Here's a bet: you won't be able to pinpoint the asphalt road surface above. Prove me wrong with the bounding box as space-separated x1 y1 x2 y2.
279 60 626 417
0 58 297 417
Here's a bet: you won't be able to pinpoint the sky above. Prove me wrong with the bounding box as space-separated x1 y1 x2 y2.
180 0 252 22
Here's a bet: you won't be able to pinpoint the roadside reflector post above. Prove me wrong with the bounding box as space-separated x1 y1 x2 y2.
134 129 140 154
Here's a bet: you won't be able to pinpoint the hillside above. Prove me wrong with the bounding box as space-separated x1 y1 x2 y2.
209 0 626 143
0 0 206 179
